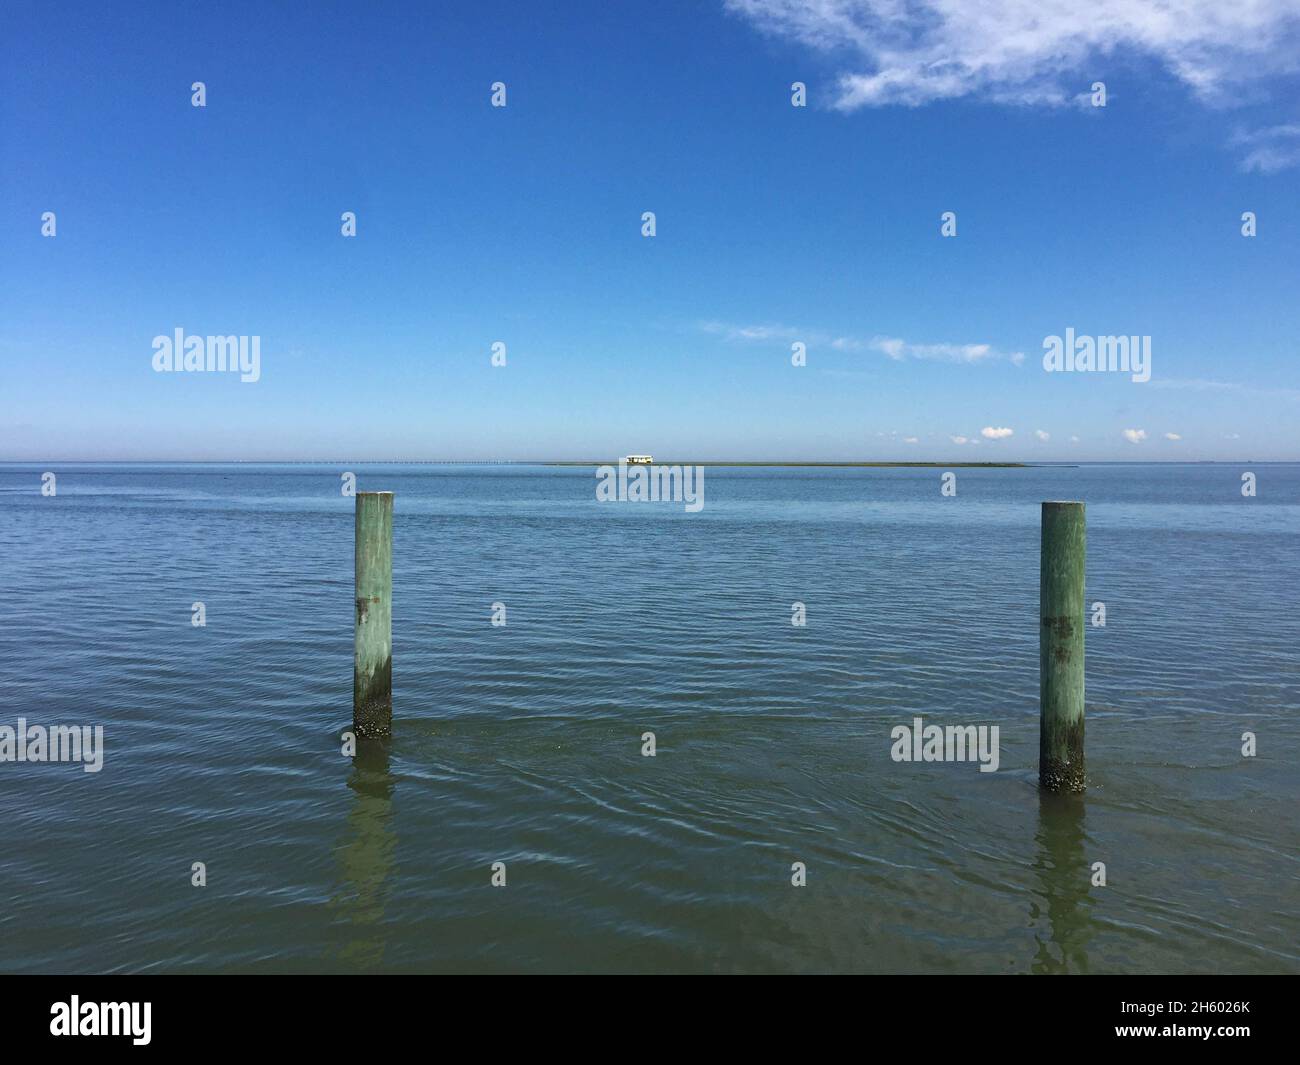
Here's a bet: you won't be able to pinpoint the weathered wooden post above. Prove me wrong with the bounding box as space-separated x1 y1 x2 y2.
354 491 393 738
1039 501 1085 792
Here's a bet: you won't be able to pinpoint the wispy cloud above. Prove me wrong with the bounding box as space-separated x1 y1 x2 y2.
700 321 1024 365
700 322 804 343
1152 377 1300 401
1035 429 1050 441
1232 123 1300 173
1164 431 1183 441
867 336 1025 365
726 0 1300 109
1122 428 1148 444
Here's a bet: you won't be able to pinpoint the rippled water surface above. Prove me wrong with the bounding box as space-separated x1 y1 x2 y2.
1 463 1297 973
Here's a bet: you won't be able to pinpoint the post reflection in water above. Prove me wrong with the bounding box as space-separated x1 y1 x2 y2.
330 738 397 970
1029 791 1094 973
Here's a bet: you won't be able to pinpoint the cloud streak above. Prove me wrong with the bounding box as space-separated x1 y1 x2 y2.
700 321 1024 365
1152 376 1300 401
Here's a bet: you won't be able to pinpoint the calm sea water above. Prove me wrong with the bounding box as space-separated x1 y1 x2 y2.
1 462 1297 974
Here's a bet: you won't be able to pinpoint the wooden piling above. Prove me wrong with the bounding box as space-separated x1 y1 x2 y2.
1039 501 1085 792
354 492 393 738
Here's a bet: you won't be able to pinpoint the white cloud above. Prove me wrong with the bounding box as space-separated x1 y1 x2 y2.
1070 435 1080 443
1224 432 1241 439
868 336 1025 365
1122 428 1148 443
981 426 1014 439
1034 429 1050 441
726 1 1300 109
1164 432 1182 441
1233 124 1300 173
950 435 969 445
904 436 919 443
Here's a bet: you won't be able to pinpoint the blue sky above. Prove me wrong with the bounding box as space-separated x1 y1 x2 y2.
2 0 1298 461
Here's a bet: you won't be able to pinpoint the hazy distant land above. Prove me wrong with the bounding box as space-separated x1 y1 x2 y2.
548 460 1032 468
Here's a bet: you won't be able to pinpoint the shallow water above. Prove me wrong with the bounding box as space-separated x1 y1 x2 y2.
0 462 1296 973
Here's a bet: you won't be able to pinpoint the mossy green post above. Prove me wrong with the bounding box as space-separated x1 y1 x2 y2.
354 492 393 739
1039 501 1085 792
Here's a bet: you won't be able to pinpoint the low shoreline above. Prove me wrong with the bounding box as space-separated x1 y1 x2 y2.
548 460 1034 468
